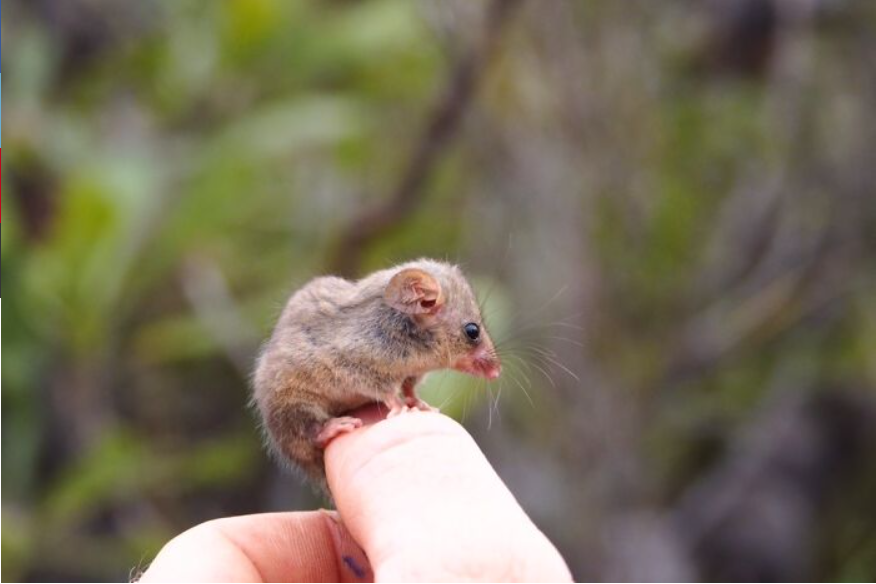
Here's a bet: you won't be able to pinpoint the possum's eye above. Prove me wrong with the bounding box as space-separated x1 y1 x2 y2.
463 322 480 342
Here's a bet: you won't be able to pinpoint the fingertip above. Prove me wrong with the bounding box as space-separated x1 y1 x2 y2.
325 411 471 499
323 411 571 581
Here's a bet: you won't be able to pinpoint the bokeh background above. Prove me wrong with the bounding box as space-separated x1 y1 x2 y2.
3 0 876 581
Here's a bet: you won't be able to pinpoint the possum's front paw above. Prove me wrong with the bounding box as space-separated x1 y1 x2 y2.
406 398 439 413
386 393 439 417
384 394 408 418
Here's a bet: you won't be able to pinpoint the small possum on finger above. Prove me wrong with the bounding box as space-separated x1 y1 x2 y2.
252 258 501 488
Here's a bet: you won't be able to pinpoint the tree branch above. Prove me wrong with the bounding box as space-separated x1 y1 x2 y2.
327 0 524 278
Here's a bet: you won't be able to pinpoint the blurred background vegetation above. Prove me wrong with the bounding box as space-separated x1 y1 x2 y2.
3 0 876 581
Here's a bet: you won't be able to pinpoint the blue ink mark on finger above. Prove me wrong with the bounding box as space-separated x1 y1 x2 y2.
343 555 366 579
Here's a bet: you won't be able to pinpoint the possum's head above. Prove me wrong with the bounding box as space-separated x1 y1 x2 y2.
384 259 501 380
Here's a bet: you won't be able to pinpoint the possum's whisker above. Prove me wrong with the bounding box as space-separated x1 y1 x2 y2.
494 343 559 360
483 303 507 323
477 278 501 319
438 390 454 410
491 333 580 392
487 380 494 430
497 353 535 389
498 356 532 385
543 335 585 347
512 360 535 392
495 346 562 389
512 353 558 391
494 381 505 420
491 324 585 350
501 315 586 336
429 371 450 409
548 321 586 331
490 301 584 338
438 380 462 410
499 341 567 361
535 284 569 315
523 346 581 382
513 309 585 329
493 334 580 349
492 375 505 424
497 338 584 361
516 357 535 387
501 285 570 327
545 355 580 382
504 366 535 408
501 344 561 368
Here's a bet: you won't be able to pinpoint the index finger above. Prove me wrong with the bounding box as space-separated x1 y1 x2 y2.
325 407 572 582
138 511 373 583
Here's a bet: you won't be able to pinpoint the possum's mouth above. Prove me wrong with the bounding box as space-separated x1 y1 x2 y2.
453 348 501 381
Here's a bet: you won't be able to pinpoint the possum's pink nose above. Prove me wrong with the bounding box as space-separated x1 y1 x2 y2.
483 361 502 380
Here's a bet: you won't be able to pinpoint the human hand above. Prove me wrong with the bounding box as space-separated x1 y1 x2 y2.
140 406 572 582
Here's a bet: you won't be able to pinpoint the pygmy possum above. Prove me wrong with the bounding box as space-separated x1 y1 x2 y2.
252 258 501 487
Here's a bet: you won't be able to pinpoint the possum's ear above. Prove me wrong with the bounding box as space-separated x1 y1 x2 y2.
385 268 444 315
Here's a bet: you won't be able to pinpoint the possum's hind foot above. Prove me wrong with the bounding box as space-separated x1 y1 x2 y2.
315 416 363 448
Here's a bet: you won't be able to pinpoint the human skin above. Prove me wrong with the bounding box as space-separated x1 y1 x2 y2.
140 406 572 582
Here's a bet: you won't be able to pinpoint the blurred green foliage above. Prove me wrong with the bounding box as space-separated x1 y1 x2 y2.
3 0 876 581
2 1 469 579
